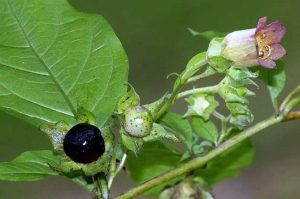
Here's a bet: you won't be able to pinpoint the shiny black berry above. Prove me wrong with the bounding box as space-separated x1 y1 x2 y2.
63 123 105 164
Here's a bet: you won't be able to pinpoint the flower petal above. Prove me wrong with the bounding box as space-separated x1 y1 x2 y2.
256 20 286 44
266 21 286 43
256 16 267 32
258 58 276 69
270 44 286 60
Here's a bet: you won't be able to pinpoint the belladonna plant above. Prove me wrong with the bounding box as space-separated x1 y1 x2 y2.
0 1 299 199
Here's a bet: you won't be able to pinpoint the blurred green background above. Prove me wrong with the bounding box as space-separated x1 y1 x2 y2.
0 0 299 198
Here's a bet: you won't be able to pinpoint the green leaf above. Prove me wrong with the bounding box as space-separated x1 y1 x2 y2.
255 60 286 101
144 94 167 118
160 112 193 148
143 123 179 142
196 140 255 186
228 66 258 82
121 131 143 154
187 28 227 40
71 176 95 195
181 52 207 81
0 0 128 126
192 117 218 143
0 150 60 181
127 141 182 196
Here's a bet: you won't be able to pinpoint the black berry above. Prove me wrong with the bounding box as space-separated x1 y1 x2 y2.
63 123 105 164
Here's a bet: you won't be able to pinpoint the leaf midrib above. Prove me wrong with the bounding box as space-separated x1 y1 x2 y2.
8 1 77 116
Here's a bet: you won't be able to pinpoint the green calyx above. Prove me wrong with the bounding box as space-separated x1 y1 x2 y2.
206 37 230 73
184 94 219 120
40 107 113 176
116 84 140 114
218 66 257 129
159 178 215 199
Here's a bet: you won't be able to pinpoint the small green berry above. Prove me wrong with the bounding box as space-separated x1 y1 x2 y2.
124 106 153 137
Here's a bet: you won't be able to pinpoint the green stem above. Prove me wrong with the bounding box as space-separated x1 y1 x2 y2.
108 143 128 189
212 110 226 121
108 152 128 187
99 177 108 199
280 85 300 111
176 85 219 99
212 111 229 145
92 176 102 199
154 59 208 121
187 68 217 83
108 143 118 189
283 97 300 114
154 79 184 121
116 114 287 199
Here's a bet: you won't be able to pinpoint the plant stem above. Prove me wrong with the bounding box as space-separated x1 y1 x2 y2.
285 111 300 121
154 59 209 121
212 110 226 121
116 114 288 199
283 97 300 114
108 152 128 189
100 178 109 199
176 85 219 99
108 143 118 189
155 78 184 121
92 176 102 199
187 69 216 83
212 111 229 145
280 85 300 111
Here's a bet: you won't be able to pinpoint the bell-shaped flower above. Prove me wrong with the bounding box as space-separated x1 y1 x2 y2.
222 17 286 68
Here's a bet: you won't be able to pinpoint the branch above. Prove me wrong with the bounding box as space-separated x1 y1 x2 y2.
155 79 183 121
176 85 219 99
280 85 300 111
284 111 300 121
154 59 209 121
116 113 299 199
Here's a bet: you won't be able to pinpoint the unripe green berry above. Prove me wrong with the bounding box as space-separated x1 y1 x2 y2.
124 106 153 137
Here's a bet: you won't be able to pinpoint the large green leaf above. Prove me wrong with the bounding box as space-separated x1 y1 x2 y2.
0 150 98 193
127 141 182 195
0 150 59 181
196 140 255 186
192 117 218 143
0 0 128 126
255 61 286 101
160 112 193 149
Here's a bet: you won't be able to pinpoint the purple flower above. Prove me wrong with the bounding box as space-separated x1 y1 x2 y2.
255 17 286 68
222 17 286 69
